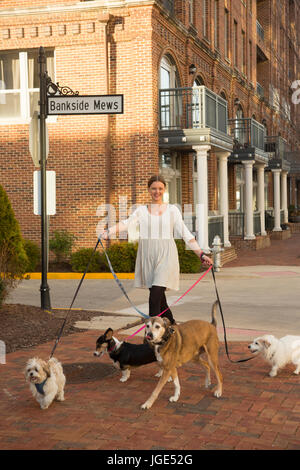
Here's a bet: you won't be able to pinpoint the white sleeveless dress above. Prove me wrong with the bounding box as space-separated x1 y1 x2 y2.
122 204 195 291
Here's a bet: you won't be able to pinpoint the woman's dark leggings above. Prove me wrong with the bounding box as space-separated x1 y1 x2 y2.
149 285 175 324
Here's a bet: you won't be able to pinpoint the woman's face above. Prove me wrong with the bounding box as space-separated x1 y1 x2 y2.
148 181 165 203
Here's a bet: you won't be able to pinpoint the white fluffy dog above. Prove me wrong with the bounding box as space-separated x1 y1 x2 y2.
24 357 66 409
248 335 300 377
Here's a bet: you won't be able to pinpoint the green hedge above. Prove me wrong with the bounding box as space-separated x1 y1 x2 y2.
70 248 107 273
23 239 41 272
175 239 202 273
70 240 201 273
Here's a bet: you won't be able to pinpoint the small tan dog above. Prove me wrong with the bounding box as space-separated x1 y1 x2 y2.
142 301 223 410
25 357 66 410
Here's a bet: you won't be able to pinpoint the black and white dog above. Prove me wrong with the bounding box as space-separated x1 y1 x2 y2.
94 328 158 382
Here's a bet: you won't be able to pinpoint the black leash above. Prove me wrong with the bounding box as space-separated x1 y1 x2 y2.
211 268 256 364
49 238 102 358
49 236 149 358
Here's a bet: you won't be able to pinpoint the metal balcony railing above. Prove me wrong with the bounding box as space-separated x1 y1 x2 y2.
208 216 224 246
229 212 244 237
256 20 265 42
253 211 261 235
189 214 224 247
159 86 228 134
265 136 290 161
256 82 264 98
228 117 266 151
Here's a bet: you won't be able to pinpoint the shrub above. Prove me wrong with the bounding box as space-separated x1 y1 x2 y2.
0 184 28 276
23 239 41 272
102 242 138 273
70 248 107 273
49 230 76 263
175 239 202 273
0 185 28 306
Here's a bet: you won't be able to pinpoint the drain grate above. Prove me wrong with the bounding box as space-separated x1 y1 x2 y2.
63 362 117 384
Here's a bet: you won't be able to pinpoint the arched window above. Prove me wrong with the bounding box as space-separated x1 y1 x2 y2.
159 55 181 129
193 76 205 87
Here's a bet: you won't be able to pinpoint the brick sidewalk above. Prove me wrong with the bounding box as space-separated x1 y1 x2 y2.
225 233 300 267
1 329 299 450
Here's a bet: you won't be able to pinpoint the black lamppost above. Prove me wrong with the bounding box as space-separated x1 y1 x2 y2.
38 46 51 310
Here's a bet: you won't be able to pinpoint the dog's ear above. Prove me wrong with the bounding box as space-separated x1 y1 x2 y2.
162 317 171 328
261 339 271 349
104 328 113 340
41 360 51 377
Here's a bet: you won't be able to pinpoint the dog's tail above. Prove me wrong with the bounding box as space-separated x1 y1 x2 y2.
211 301 218 327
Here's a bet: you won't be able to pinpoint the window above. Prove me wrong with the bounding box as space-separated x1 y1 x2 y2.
233 20 238 67
203 0 208 38
159 55 181 129
214 0 219 49
224 9 230 59
159 152 181 204
241 30 246 74
249 40 252 81
188 0 194 25
0 49 54 121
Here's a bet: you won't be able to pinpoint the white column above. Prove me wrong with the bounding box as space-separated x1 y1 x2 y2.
218 152 231 247
257 164 267 236
243 160 255 240
193 145 210 251
281 170 288 224
272 169 282 231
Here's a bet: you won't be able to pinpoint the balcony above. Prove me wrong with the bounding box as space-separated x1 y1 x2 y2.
256 20 269 62
265 136 291 171
256 82 264 98
159 86 233 152
228 117 269 164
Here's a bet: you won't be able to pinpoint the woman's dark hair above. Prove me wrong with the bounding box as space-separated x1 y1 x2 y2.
147 175 166 188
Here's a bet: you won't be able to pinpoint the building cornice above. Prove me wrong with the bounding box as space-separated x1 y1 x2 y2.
0 0 156 18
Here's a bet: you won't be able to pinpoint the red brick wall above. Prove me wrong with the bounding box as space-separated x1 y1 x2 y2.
0 0 299 249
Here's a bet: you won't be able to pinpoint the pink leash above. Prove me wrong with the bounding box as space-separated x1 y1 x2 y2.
125 265 213 341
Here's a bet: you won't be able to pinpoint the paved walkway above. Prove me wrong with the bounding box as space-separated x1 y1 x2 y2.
1 234 300 450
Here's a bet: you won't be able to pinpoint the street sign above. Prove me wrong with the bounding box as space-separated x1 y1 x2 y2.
34 170 56 216
29 111 49 167
47 94 123 115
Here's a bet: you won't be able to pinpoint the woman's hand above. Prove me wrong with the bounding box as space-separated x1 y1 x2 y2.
200 253 213 266
100 230 110 240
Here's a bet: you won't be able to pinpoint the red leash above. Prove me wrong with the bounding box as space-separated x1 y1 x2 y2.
125 265 213 341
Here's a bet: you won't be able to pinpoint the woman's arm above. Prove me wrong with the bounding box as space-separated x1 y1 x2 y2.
173 206 213 266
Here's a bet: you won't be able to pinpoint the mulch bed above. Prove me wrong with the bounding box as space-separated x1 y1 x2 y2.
0 303 103 354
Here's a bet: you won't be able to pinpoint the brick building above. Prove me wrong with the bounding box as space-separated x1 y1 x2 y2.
0 0 299 253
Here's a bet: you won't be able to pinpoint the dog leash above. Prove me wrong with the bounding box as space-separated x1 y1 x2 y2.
211 268 256 364
97 237 149 319
125 265 213 340
49 236 150 358
49 238 102 358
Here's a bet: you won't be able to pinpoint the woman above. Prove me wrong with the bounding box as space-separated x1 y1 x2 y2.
101 175 212 324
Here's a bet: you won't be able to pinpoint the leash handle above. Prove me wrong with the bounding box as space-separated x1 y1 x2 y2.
211 268 255 364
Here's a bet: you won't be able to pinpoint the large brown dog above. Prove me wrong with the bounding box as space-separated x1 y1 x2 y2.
141 301 223 409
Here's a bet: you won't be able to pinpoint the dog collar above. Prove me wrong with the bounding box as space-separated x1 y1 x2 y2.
34 378 47 396
155 327 175 346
